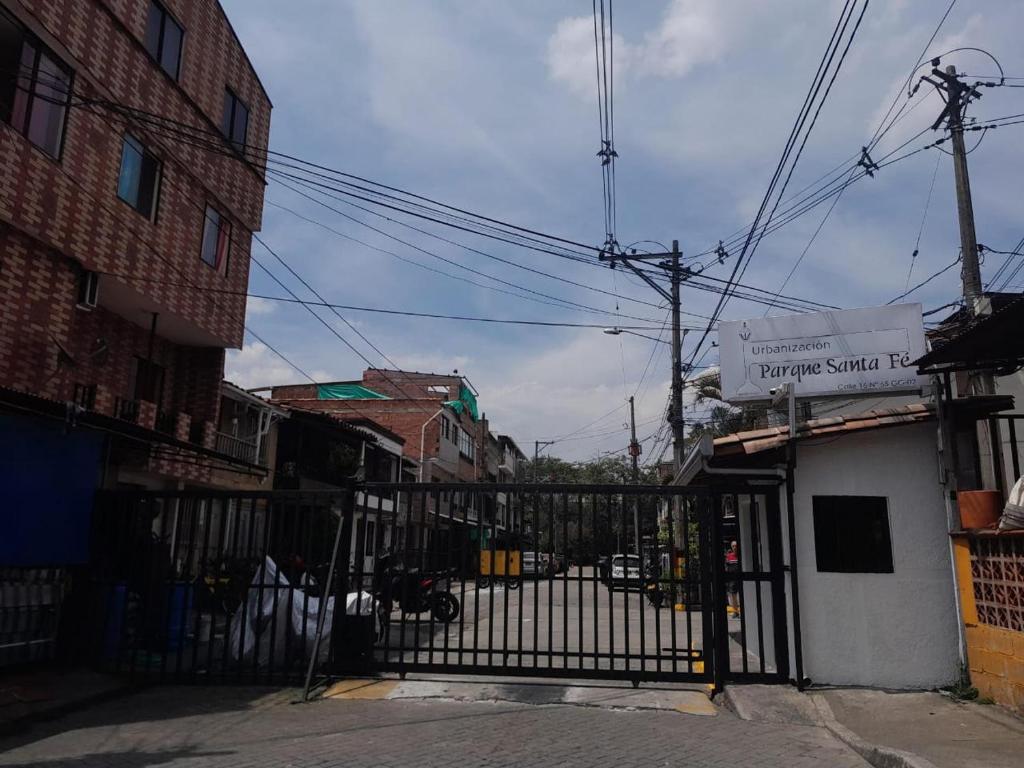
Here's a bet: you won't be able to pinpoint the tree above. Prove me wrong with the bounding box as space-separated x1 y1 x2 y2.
686 369 767 446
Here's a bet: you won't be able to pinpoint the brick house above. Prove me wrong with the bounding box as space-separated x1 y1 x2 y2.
269 369 525 572
0 0 270 662
270 369 489 485
0 0 269 480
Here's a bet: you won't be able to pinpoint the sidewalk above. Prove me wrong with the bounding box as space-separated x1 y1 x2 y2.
0 669 134 737
725 684 1024 768
0 681 871 767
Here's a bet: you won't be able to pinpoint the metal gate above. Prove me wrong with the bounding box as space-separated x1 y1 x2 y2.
342 483 715 685
81 481 789 690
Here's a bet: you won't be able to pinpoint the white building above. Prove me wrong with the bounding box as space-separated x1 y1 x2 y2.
679 403 961 688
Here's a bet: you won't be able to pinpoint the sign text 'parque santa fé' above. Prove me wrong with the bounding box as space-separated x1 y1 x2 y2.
718 304 929 402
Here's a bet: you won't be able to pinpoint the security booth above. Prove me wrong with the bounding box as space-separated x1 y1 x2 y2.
693 302 965 689
679 405 959 690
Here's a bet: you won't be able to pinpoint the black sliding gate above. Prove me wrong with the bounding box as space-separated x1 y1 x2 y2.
84 482 789 690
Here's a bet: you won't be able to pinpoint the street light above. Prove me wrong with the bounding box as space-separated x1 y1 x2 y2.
602 327 673 345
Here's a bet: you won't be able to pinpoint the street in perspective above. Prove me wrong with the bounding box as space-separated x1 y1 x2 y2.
3 1 1024 767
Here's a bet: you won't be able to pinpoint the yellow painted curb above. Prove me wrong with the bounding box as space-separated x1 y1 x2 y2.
324 679 398 700
674 693 717 716
693 660 704 674
674 603 686 611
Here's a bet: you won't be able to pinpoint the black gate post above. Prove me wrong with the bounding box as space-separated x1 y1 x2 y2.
709 489 728 692
765 487 790 682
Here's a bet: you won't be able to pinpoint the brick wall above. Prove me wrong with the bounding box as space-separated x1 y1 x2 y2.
952 534 1024 713
1 0 271 348
0 224 223 423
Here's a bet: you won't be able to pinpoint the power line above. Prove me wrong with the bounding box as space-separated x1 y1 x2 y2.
686 0 869 373
906 153 942 291
92 271 687 329
886 254 961 304
267 173 664 325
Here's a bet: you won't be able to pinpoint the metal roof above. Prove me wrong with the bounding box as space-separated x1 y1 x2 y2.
916 293 1024 374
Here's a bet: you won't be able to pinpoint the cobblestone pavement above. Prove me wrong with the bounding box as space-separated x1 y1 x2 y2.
0 686 869 768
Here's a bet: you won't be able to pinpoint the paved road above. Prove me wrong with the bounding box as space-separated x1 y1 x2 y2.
377 567 761 676
0 686 869 768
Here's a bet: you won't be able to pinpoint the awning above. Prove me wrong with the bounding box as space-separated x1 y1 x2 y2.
916 294 1024 374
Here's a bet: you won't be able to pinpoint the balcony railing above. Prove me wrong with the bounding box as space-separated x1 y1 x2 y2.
215 432 262 465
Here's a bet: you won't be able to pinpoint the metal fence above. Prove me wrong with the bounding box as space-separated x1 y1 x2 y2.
84 481 789 691
88 489 351 685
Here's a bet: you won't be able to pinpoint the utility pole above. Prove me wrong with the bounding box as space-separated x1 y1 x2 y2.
600 239 686 475
927 63 995 397
669 240 685 474
533 440 555 483
628 395 640 483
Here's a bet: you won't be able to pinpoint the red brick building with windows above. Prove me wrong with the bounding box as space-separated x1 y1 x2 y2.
0 0 270 490
269 369 490 485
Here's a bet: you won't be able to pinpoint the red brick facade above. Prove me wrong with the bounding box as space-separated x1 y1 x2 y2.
270 371 489 483
0 0 270 483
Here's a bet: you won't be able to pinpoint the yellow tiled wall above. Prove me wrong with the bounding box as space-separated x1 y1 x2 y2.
953 537 1024 712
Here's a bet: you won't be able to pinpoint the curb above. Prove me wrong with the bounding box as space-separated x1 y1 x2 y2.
809 695 940 768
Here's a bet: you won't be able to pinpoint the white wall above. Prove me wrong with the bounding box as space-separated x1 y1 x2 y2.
792 423 959 688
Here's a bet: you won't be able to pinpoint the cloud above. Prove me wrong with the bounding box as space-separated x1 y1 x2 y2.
246 296 276 316
225 342 329 390
546 1 727 100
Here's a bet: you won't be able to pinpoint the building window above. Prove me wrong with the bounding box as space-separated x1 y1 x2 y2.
0 8 72 159
117 135 161 218
144 1 184 80
812 496 894 574
200 205 231 271
221 88 248 149
457 428 475 460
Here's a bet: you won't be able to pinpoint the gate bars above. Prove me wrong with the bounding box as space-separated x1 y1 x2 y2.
85 481 789 691
339 483 716 686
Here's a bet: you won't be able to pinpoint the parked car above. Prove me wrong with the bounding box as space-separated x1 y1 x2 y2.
597 556 610 584
522 551 546 578
608 554 642 588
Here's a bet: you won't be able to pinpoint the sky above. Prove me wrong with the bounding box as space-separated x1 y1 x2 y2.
220 0 1024 463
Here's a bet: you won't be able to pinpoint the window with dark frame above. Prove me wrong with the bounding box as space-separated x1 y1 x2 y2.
221 88 249 150
0 7 72 159
812 495 894 574
117 134 161 218
200 204 231 272
144 1 184 80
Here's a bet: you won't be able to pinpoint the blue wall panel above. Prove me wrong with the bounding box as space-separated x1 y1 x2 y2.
0 415 103 566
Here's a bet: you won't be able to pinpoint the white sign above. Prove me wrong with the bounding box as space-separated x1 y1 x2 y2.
718 304 928 402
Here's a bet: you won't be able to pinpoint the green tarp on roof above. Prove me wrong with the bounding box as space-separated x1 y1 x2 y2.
317 383 390 400
443 384 479 421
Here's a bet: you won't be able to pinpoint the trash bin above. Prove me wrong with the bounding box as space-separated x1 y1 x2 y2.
335 591 376 665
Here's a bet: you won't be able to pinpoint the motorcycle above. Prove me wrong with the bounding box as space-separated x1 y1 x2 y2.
373 550 461 640
643 562 666 609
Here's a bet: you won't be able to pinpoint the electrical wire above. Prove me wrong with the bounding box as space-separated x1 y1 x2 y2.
906 153 942 291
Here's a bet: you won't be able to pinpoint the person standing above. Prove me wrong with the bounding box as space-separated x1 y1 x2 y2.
725 540 741 618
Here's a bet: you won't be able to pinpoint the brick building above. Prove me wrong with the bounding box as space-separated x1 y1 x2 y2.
0 0 270 608
270 369 490 485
